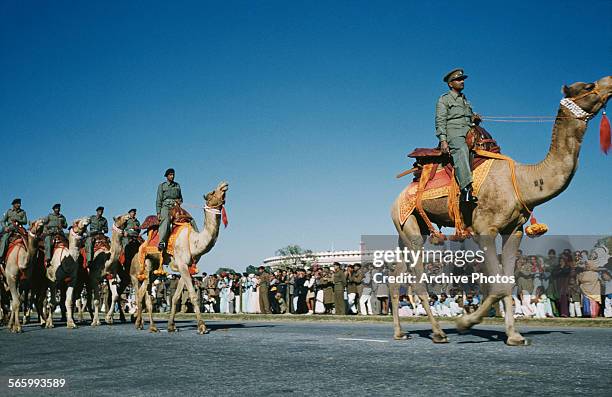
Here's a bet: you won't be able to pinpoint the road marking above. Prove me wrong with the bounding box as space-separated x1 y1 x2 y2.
337 337 388 343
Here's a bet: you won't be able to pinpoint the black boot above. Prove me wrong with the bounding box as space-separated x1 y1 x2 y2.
157 241 166 251
460 184 478 204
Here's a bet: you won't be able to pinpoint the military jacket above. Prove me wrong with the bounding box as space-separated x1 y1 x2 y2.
125 218 141 237
44 213 67 234
2 208 28 230
435 90 475 141
89 215 109 235
156 181 183 214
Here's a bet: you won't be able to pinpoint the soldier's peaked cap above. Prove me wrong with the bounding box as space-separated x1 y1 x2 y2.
52 203 61 210
96 206 104 211
164 168 175 177
128 208 137 213
443 68 468 83
12 198 21 205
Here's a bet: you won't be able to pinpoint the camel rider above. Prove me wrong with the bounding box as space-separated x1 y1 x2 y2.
122 208 141 248
86 206 109 265
435 68 481 203
0 198 28 264
156 168 198 251
43 203 68 266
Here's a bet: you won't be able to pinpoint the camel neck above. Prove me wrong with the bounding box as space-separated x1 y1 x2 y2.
517 107 588 207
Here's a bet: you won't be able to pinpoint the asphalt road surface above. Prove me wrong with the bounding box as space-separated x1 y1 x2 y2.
1 318 610 396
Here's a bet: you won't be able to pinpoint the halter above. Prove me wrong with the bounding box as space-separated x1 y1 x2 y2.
561 86 607 121
112 222 124 233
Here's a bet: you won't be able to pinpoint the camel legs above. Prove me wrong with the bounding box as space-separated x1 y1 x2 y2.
143 282 158 333
65 286 77 329
167 277 184 333
6 271 21 333
90 277 101 326
106 278 118 324
456 227 527 345
395 215 447 342
500 227 527 345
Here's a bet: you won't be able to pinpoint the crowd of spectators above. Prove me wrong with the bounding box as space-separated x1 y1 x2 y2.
95 245 612 319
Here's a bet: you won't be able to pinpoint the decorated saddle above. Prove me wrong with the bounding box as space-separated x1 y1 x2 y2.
136 205 198 280
398 126 502 241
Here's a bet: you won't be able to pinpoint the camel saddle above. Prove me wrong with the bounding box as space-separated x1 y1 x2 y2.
400 126 501 242
92 234 111 251
1 226 28 263
169 204 193 225
407 126 500 183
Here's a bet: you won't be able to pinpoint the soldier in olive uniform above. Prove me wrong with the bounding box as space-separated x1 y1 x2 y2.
43 203 68 265
86 206 109 266
156 168 198 251
122 208 141 248
0 198 28 263
321 267 335 314
258 266 271 314
347 264 364 314
435 68 481 203
332 263 347 315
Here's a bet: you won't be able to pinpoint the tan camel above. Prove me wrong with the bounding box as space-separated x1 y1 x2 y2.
44 217 90 329
4 219 45 333
130 181 228 334
390 76 611 345
82 228 112 326
102 213 132 324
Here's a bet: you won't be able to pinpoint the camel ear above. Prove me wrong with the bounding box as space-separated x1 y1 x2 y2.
562 85 571 97
584 82 596 91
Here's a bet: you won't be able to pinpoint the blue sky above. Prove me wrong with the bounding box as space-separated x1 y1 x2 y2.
1 1 610 271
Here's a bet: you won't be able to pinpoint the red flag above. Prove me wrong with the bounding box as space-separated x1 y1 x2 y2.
601 110 611 154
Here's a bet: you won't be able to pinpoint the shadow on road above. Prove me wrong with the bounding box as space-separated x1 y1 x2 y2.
408 327 573 344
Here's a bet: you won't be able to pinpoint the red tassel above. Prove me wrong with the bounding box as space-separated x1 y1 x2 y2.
530 215 537 225
601 110 611 154
221 206 228 228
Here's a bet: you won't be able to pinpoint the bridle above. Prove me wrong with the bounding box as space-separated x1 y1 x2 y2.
561 85 608 121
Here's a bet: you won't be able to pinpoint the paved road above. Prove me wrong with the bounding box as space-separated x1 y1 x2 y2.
1 319 610 396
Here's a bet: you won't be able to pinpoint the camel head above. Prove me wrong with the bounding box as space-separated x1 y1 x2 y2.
562 75 612 116
71 217 90 236
29 218 46 237
113 213 131 229
204 181 229 208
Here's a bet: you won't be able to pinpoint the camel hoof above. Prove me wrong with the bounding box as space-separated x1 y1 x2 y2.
67 322 78 329
45 323 54 329
105 317 113 325
167 324 177 333
198 327 209 335
432 333 449 344
393 333 411 340
149 326 159 333
506 336 530 347
90 321 99 327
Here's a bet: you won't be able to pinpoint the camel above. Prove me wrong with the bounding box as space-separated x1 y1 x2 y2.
3 219 45 332
130 181 228 334
102 213 134 324
44 217 90 329
76 226 112 326
390 76 611 345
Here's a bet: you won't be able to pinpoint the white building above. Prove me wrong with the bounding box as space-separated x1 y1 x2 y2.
263 250 375 270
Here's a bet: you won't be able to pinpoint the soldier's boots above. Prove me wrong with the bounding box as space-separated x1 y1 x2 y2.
460 183 478 204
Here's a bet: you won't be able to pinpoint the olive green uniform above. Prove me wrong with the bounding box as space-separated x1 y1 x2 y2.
156 181 198 247
333 270 347 315
347 271 364 313
0 208 28 260
121 217 141 248
435 90 475 189
258 272 271 314
43 213 68 261
86 215 108 263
